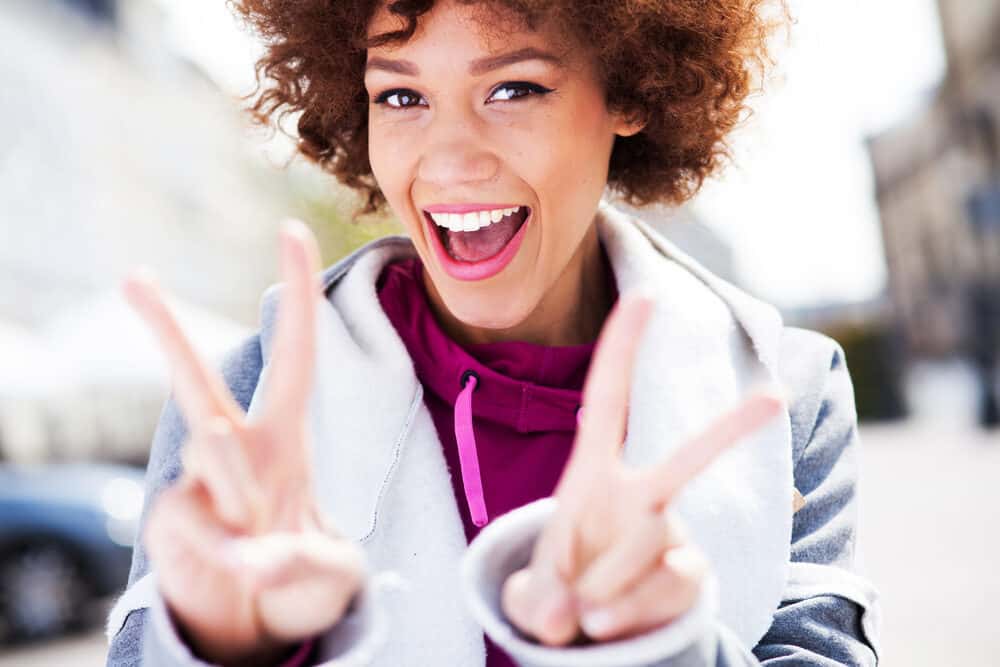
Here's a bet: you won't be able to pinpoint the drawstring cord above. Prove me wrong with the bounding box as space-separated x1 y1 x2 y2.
454 369 585 529
455 370 488 527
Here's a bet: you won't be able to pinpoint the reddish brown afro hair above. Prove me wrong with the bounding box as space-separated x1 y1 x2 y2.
230 0 788 215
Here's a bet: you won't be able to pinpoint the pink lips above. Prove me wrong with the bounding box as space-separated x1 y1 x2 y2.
423 206 532 282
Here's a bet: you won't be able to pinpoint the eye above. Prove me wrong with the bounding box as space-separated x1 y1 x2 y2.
487 81 554 103
372 88 427 109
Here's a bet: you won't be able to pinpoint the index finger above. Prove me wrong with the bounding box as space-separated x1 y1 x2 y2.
259 219 322 427
638 387 785 511
122 270 243 430
556 289 654 498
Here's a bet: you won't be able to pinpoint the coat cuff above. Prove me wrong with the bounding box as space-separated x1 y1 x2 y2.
138 571 388 666
460 497 719 667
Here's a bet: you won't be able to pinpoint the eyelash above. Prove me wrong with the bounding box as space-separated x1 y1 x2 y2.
372 81 554 109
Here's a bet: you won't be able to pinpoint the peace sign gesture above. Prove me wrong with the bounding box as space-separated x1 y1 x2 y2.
123 220 365 665
501 291 784 646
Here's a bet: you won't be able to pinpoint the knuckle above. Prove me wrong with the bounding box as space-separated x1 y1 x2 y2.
500 569 534 629
145 490 188 552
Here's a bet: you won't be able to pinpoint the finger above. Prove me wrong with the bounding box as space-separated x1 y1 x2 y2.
578 545 706 642
501 503 581 646
573 510 682 606
227 530 367 640
146 479 246 601
558 289 654 494
501 567 578 647
233 531 365 591
122 269 243 428
261 219 322 428
181 417 264 532
145 479 260 647
639 387 784 510
531 503 579 579
255 577 355 640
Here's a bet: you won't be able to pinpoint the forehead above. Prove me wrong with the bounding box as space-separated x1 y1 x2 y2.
366 1 565 59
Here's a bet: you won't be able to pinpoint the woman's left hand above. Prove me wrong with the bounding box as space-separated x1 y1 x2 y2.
501 290 784 646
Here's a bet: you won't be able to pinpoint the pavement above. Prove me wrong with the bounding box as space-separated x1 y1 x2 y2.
1 419 998 666
858 420 1000 666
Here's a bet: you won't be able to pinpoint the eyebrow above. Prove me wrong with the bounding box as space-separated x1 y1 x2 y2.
364 47 564 77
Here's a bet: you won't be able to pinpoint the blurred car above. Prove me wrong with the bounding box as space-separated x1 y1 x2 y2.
0 462 144 643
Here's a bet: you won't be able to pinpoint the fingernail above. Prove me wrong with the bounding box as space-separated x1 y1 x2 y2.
580 607 616 637
121 267 157 306
280 218 309 247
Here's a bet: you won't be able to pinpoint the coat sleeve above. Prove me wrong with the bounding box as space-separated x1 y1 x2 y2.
103 334 385 667
459 327 881 667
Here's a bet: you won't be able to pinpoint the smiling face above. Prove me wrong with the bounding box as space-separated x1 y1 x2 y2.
365 1 642 345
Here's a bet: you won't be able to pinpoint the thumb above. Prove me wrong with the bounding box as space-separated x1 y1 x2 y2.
502 565 577 646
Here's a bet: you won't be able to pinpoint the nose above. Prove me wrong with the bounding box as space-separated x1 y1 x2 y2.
417 113 501 188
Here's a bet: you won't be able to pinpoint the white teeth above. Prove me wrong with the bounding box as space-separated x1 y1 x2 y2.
427 206 527 233
462 212 480 231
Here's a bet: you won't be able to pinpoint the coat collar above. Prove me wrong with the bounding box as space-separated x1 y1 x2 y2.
248 203 792 660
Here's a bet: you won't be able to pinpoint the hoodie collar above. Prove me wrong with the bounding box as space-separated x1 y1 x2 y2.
376 256 608 433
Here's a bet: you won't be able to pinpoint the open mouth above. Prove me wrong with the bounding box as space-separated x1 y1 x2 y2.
421 204 532 282
425 206 530 263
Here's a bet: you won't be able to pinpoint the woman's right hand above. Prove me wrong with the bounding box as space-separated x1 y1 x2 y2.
123 220 366 666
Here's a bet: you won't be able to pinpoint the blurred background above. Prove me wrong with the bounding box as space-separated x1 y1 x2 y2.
0 0 996 664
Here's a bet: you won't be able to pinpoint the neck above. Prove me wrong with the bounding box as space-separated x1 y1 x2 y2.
423 224 615 347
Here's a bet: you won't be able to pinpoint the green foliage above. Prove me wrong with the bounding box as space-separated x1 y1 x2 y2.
823 322 908 422
291 187 405 264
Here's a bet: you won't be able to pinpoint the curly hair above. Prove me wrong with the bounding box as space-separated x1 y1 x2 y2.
229 0 788 216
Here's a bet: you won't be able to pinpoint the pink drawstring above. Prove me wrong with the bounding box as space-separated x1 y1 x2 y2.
454 373 586 529
455 371 489 527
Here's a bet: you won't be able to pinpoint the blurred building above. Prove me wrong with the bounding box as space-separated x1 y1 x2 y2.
0 0 294 462
867 0 1000 357
0 0 292 330
867 0 1000 425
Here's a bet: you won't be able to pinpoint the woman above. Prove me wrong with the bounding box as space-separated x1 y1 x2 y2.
106 1 880 665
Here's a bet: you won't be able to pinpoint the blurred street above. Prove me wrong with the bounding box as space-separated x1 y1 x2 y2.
2 419 997 666
860 420 1000 666
0 631 106 666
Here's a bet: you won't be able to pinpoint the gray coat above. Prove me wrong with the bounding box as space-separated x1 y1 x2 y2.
105 203 880 666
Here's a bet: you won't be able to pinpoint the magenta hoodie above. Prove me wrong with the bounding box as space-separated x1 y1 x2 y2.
376 255 617 666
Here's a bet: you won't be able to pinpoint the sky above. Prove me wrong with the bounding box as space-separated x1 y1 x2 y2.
158 0 948 309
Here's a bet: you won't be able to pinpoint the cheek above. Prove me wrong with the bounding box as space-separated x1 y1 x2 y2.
516 105 616 234
367 124 395 194
368 120 416 204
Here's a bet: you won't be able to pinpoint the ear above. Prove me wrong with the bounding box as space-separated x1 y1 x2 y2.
611 109 646 137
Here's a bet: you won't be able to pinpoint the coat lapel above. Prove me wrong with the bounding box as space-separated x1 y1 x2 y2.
249 204 793 663
597 204 792 647
252 239 487 665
